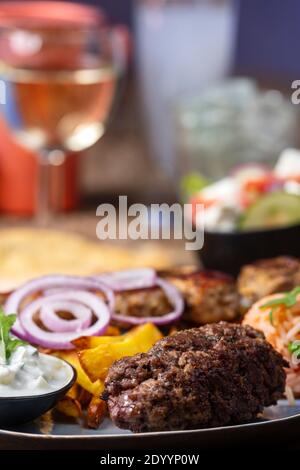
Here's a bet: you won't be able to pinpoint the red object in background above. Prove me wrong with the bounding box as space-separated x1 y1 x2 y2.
0 119 79 215
0 2 130 216
0 1 104 26
0 1 104 216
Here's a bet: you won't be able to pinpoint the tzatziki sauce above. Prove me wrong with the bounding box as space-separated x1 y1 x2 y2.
0 345 73 397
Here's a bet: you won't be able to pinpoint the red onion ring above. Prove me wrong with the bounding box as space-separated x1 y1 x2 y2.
4 275 114 345
4 271 184 344
111 278 184 325
98 268 157 291
40 301 92 333
19 291 111 349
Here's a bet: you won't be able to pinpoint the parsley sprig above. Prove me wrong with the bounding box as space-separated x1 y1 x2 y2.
260 286 300 325
0 307 26 365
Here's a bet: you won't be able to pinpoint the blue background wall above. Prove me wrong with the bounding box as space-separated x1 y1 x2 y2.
78 0 299 82
235 0 299 80
4 0 297 82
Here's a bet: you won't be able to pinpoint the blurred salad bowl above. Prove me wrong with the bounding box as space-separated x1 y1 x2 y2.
187 148 300 275
200 223 300 276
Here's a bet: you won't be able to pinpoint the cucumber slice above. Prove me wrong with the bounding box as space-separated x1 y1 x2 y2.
239 192 300 230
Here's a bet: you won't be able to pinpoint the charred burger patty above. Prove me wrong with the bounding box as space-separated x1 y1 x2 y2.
104 322 286 432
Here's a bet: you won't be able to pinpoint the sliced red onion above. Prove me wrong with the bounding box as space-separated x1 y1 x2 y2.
4 275 114 343
111 278 184 325
98 268 157 291
19 290 111 349
43 288 70 296
40 301 92 333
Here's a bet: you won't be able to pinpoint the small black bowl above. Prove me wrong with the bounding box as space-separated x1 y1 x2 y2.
0 357 76 427
199 223 300 277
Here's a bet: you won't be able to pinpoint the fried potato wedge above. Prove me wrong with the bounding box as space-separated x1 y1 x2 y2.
78 323 162 382
66 383 79 400
105 326 121 336
72 334 123 350
77 387 92 407
72 326 134 350
54 350 104 396
86 397 107 429
56 396 82 419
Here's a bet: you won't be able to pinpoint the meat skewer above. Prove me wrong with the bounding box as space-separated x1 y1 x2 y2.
114 268 240 326
238 256 300 308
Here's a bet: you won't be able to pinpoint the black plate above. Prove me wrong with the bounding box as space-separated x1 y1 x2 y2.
0 400 299 450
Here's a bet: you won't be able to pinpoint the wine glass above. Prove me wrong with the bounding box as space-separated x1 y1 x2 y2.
0 2 127 223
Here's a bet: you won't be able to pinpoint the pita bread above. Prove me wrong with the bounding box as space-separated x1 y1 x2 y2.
0 228 171 292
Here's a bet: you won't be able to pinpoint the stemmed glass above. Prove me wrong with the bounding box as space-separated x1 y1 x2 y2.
0 2 127 222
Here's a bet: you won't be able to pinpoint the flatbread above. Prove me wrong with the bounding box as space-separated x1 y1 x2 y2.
0 228 171 292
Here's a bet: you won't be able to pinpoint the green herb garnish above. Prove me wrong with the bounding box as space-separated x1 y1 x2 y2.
260 286 300 325
0 307 26 364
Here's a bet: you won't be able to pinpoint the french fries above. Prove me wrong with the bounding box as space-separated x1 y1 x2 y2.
52 323 162 428
56 398 82 418
77 387 92 407
86 397 107 429
66 383 79 399
78 323 162 382
54 350 104 396
72 334 123 350
105 325 121 336
56 383 82 419
71 325 137 349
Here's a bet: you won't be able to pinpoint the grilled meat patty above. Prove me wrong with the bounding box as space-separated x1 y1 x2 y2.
238 256 300 308
114 269 240 325
104 322 287 433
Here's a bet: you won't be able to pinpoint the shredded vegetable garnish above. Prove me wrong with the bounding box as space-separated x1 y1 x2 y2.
288 341 300 356
243 287 300 401
261 287 300 310
260 287 300 326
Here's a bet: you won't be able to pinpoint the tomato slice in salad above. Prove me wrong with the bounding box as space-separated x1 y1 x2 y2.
189 196 216 225
240 173 281 208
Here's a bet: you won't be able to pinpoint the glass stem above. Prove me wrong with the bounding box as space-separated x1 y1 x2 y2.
36 150 66 225
36 151 51 226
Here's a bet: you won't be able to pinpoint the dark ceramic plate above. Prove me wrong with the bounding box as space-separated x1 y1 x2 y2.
199 223 300 276
0 400 300 450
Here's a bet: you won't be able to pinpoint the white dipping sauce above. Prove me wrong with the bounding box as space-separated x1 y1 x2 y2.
0 345 73 397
